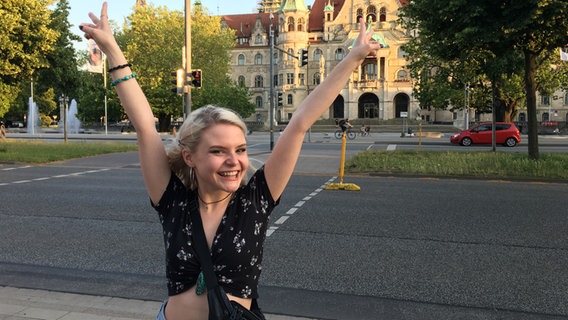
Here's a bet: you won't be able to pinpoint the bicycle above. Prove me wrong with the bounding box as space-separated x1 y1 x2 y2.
334 129 356 140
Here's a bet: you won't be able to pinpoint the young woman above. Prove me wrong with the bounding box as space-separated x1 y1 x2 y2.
80 3 381 319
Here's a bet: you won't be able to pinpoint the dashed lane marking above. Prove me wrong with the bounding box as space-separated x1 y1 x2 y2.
266 176 337 237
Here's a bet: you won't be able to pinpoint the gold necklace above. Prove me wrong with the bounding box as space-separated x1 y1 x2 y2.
197 192 232 209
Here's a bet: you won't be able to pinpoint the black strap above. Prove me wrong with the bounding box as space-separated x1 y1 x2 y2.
189 193 220 289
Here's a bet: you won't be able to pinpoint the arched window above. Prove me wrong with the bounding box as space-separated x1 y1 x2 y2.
379 7 387 22
287 17 295 32
287 94 293 105
564 92 568 105
313 72 321 85
254 75 263 88
298 18 305 32
280 17 286 33
238 75 246 87
255 96 263 108
255 53 263 65
238 54 245 65
335 48 345 60
366 5 377 22
314 48 323 61
287 48 295 61
255 34 263 44
542 112 550 121
397 70 408 81
356 8 363 22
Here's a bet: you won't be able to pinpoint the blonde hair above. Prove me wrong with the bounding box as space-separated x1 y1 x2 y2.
167 105 248 190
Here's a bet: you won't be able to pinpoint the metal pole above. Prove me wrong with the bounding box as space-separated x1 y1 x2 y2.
184 0 192 118
463 83 468 130
104 55 108 135
269 14 275 150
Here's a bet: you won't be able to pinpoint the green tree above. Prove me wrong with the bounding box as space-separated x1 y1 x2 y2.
118 4 254 131
401 0 568 159
0 0 58 118
190 4 255 117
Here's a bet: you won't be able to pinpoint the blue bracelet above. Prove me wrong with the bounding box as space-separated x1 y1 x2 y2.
111 73 137 86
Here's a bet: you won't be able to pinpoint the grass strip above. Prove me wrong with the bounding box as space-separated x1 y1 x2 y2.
0 140 138 163
346 150 568 180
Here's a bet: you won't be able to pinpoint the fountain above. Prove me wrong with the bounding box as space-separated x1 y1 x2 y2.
27 97 40 134
66 99 81 134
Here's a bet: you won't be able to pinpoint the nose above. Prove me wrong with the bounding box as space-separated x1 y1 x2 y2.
225 152 238 165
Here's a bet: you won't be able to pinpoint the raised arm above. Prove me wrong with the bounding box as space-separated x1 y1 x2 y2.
80 2 170 204
264 18 381 200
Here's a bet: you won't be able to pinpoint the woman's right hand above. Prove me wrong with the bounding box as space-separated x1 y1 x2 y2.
79 2 118 56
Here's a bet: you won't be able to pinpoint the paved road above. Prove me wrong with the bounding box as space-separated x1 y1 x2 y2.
1 134 568 319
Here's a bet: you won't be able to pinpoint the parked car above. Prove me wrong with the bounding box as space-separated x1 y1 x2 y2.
450 122 521 147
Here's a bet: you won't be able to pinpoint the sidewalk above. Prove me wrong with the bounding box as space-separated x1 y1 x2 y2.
0 286 314 320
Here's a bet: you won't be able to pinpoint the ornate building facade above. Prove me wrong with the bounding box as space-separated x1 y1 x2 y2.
220 0 419 125
219 0 568 130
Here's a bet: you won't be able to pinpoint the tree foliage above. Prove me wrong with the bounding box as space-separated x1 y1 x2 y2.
0 0 58 118
117 3 254 131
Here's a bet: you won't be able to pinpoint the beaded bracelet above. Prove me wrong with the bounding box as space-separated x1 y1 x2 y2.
111 73 137 87
108 63 132 73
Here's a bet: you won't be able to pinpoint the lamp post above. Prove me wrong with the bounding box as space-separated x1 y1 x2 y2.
59 94 69 143
269 12 275 150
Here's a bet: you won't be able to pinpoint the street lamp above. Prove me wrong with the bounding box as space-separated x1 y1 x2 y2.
59 94 69 143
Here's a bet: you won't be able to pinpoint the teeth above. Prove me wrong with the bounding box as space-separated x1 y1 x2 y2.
220 171 238 177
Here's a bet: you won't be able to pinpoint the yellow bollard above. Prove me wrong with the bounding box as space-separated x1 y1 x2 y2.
324 131 360 191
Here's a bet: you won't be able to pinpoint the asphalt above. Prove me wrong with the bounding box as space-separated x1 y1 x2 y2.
1 130 567 320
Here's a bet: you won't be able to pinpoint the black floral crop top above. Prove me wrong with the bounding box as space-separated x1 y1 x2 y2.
152 166 278 298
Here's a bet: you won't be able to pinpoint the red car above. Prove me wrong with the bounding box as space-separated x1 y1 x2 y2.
450 122 521 147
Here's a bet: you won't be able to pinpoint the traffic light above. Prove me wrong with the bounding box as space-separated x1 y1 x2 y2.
191 69 202 89
171 68 184 95
299 49 308 67
277 92 283 107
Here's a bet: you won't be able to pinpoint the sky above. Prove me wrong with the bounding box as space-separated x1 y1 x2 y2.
68 0 314 52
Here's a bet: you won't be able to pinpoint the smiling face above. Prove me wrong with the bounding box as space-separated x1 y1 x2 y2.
183 123 248 196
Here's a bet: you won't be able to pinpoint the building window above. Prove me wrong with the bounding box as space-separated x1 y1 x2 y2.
313 72 321 85
287 48 294 61
238 54 245 65
299 73 305 86
564 92 568 105
273 74 278 86
379 7 386 22
255 34 263 44
287 73 294 85
366 5 377 22
287 94 293 105
335 48 345 60
287 17 295 32
255 75 263 88
273 52 278 64
256 96 263 108
298 18 305 32
356 8 363 22
542 112 550 121
255 53 263 65
541 95 550 105
397 70 409 81
238 75 246 87
363 63 377 80
279 73 284 85
314 48 323 62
